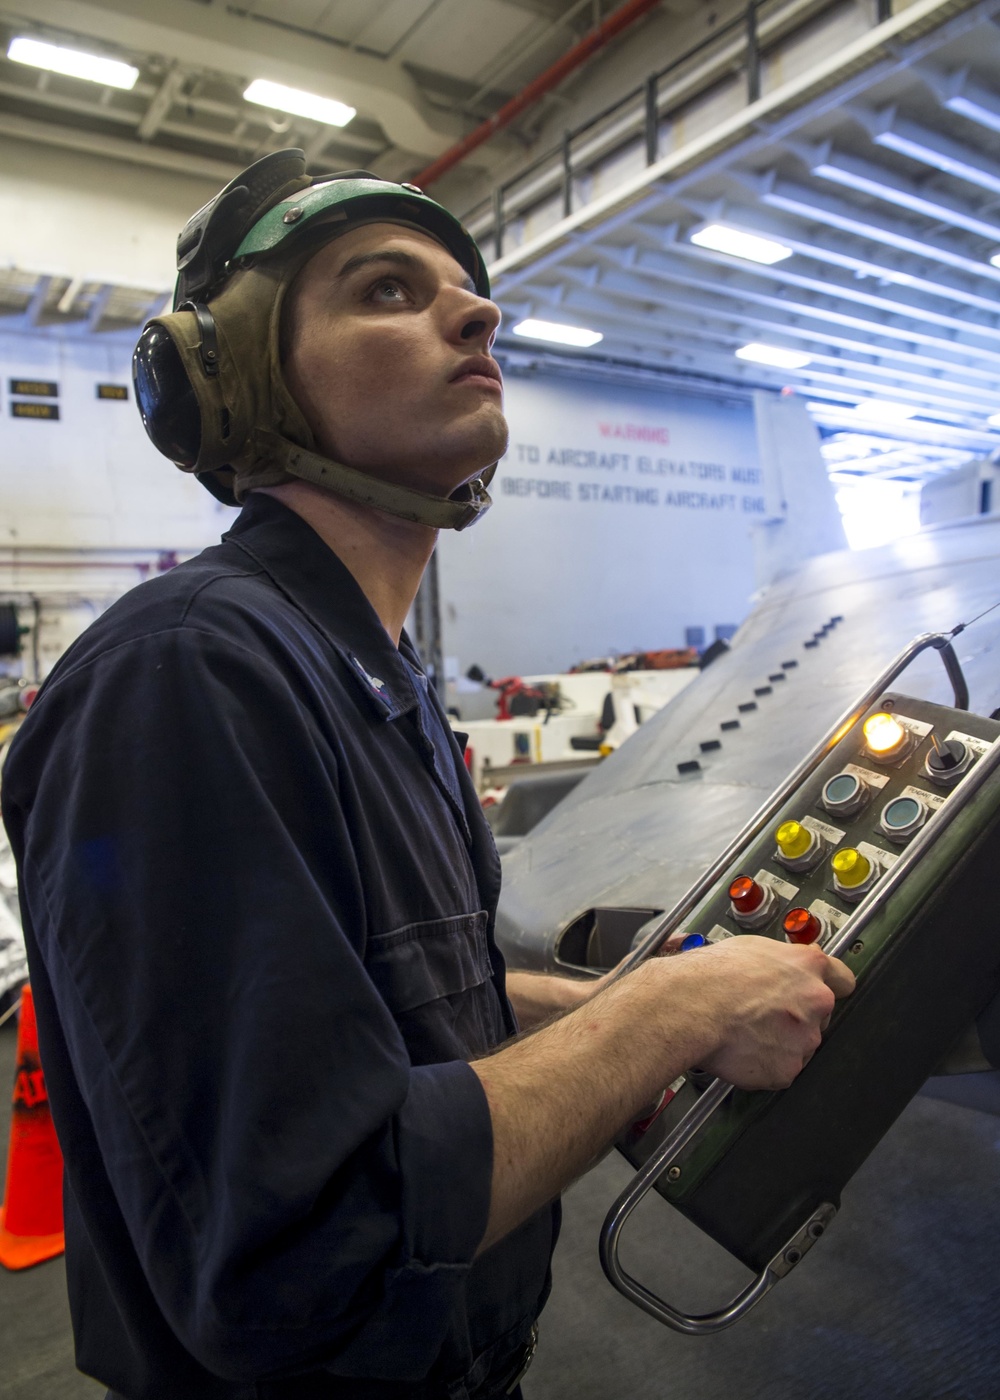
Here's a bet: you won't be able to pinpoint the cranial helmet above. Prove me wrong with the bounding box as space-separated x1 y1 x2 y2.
133 148 497 529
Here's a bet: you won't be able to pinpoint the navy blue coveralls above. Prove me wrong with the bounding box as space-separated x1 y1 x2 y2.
1 493 557 1399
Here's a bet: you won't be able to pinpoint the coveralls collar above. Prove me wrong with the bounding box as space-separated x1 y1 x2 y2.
222 491 424 723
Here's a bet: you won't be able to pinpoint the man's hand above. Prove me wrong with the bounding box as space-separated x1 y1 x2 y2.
473 934 855 1253
663 936 855 1090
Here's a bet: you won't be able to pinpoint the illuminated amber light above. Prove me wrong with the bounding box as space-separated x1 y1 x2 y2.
783 907 822 945
832 847 871 889
776 820 813 860
863 711 906 756
729 875 765 913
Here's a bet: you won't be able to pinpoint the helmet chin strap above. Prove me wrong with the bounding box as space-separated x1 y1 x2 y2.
252 429 495 530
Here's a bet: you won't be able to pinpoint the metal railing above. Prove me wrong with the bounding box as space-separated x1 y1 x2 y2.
460 0 892 264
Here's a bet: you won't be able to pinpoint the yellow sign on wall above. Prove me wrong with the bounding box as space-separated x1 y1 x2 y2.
9 379 58 398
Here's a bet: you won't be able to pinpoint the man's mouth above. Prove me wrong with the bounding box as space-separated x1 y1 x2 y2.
450 356 503 390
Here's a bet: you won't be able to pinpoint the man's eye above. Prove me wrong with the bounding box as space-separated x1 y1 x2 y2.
369 279 407 303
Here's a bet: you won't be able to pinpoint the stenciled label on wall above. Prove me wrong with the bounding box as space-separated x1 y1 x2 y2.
436 375 764 676
9 379 58 398
501 440 766 515
11 400 59 420
96 383 129 401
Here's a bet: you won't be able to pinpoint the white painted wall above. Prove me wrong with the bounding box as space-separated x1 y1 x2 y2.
435 374 764 677
0 136 217 289
919 456 1000 527
0 333 838 690
0 326 235 676
0 331 234 551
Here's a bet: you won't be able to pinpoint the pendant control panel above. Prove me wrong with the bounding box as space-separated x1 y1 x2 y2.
615 690 1000 1276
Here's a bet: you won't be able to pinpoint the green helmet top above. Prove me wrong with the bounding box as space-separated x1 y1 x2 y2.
173 150 489 309
232 175 490 299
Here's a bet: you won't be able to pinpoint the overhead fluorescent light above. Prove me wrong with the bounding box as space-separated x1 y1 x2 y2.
873 128 1000 196
244 78 355 127
7 35 138 89
944 93 1000 136
988 412 1000 428
852 400 918 422
690 224 792 265
511 319 603 348
735 342 812 369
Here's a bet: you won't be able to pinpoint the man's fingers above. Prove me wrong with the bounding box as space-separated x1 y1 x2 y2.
819 953 856 999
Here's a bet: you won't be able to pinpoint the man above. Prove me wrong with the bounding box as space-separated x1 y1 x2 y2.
1 151 853 1400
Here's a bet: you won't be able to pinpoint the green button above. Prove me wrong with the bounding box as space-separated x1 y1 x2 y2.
883 796 921 830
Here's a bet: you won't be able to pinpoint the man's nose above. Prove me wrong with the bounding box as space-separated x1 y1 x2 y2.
451 291 502 347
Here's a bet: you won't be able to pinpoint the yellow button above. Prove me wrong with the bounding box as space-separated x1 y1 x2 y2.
776 820 813 860
863 711 906 756
832 847 871 888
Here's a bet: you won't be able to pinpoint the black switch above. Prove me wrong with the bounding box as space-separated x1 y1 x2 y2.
700 739 722 752
738 701 758 712
754 685 772 696
721 719 740 731
677 759 701 774
927 738 966 774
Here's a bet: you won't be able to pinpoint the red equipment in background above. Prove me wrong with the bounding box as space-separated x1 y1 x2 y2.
466 665 560 720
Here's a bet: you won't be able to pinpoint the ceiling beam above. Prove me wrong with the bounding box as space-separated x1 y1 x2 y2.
556 264 1000 387
795 139 1000 242
490 0 995 290
539 278 1000 415
0 0 465 156
851 102 1000 197
672 200 1000 312
748 176 1000 288
625 241 1000 346
136 62 186 142
574 248 1000 368
0 108 238 181
85 282 113 331
24 275 53 327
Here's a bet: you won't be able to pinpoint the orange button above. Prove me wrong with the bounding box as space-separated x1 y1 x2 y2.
729 875 765 914
783 907 822 945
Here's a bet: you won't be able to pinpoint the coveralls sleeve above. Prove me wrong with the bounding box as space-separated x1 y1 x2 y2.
4 626 494 1383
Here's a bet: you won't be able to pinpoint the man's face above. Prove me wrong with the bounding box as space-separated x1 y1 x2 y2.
282 222 507 499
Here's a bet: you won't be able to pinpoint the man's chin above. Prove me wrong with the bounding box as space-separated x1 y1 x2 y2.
427 423 508 494
343 412 508 498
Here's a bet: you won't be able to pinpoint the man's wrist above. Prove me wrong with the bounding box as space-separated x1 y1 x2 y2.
504 969 599 1029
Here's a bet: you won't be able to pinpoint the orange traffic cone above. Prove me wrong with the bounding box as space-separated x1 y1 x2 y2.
0 984 65 1269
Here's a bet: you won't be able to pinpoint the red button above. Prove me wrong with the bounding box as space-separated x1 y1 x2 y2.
729 875 765 914
783 907 822 945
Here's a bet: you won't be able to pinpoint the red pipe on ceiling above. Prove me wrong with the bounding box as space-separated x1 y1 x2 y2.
412 0 663 189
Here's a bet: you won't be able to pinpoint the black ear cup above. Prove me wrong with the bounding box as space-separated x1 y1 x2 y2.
133 323 202 466
196 467 239 507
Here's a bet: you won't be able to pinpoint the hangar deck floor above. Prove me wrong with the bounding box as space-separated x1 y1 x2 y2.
2 1016 999 1400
